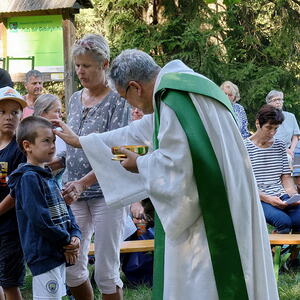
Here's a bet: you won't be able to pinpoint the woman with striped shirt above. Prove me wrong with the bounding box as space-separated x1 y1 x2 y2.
244 104 300 234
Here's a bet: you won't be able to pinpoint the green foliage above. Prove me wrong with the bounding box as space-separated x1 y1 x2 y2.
76 0 300 129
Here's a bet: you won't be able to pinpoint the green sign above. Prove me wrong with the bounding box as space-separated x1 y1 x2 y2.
7 15 63 73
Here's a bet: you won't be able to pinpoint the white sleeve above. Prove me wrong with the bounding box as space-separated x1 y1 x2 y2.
79 114 153 207
97 114 153 149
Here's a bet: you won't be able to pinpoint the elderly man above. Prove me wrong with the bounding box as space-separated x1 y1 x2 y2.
54 50 278 300
23 70 43 118
266 90 300 159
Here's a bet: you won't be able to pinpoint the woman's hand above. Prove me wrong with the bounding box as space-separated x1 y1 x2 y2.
119 148 139 173
46 157 65 171
267 195 288 209
51 119 81 148
62 181 85 205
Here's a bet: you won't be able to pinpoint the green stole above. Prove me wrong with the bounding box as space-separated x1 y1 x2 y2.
152 72 249 300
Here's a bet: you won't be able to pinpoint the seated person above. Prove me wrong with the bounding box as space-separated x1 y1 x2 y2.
292 143 300 192
244 104 300 234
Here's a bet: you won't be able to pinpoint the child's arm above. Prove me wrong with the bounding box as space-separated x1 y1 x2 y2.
63 205 81 264
18 173 71 246
0 194 15 215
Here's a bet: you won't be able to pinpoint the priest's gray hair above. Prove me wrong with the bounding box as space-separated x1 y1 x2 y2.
72 34 110 66
109 49 161 89
265 90 284 103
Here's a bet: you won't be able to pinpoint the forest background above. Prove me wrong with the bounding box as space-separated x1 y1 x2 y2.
73 0 300 130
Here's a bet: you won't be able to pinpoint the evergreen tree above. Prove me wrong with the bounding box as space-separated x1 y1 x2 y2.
76 0 300 128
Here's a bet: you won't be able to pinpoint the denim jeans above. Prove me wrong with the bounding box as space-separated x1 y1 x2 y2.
261 195 300 233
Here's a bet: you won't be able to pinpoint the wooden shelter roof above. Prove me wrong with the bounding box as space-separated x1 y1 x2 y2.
0 0 93 14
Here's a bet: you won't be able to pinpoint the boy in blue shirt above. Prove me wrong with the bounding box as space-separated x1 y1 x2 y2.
8 116 81 299
0 86 27 300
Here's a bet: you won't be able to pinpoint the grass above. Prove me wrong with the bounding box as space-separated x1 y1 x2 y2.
278 271 300 300
19 267 300 300
20 267 152 300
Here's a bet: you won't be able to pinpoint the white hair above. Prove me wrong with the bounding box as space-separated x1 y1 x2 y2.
220 81 240 102
265 90 284 103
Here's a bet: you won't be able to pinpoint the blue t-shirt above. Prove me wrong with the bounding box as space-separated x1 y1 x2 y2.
0 138 26 234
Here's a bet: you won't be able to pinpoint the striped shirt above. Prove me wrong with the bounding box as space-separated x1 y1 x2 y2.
244 138 290 196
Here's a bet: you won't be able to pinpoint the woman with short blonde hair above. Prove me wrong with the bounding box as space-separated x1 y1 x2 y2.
220 81 250 138
61 34 130 300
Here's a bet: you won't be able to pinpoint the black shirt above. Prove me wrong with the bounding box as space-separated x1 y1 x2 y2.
0 138 26 234
0 68 13 88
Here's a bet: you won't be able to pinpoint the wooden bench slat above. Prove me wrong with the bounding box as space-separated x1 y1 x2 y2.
88 239 154 256
269 234 300 245
88 234 300 256
120 240 154 253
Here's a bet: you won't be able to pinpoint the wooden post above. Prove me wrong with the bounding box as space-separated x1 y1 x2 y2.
62 9 76 111
0 20 7 68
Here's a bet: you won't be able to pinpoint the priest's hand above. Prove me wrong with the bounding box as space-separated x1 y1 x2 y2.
51 119 82 148
120 148 139 173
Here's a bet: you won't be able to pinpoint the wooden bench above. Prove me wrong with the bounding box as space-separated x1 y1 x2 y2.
89 239 154 256
88 234 300 281
269 233 300 281
88 234 300 256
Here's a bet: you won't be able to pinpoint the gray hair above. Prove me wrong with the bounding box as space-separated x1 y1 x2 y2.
72 34 110 65
265 90 284 103
109 49 161 89
220 81 240 102
33 94 60 117
25 70 42 83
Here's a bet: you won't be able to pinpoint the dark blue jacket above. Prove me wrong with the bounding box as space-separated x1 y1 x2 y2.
8 163 81 276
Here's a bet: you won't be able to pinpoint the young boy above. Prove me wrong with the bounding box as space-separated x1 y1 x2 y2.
0 86 27 300
8 116 81 299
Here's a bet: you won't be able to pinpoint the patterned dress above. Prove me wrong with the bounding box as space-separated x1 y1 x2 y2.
232 102 250 139
63 89 131 201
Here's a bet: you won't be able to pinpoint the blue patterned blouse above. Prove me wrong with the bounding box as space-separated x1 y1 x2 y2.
232 103 250 139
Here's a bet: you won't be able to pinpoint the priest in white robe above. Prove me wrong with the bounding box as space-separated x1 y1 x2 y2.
54 49 278 300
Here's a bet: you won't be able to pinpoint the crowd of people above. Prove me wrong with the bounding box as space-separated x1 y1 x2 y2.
0 32 299 300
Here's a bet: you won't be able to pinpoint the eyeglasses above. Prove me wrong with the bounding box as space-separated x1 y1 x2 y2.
269 98 284 103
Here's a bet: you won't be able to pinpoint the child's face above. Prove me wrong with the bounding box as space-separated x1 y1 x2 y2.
41 101 62 120
26 127 56 167
0 100 22 136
